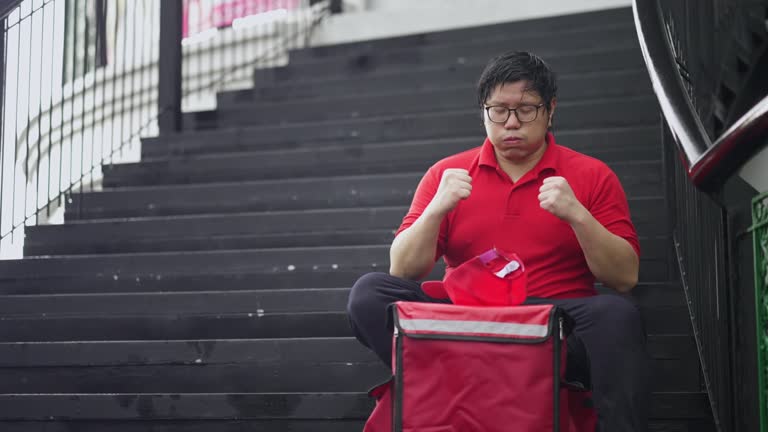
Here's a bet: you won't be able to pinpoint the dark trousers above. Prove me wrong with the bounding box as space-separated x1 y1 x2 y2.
347 272 651 432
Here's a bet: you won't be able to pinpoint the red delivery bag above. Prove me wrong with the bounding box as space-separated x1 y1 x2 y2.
365 301 569 432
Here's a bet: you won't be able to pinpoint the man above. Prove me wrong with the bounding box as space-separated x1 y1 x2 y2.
347 51 650 431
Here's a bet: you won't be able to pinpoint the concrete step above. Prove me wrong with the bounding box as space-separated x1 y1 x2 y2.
0 268 428 295
288 9 635 61
0 361 390 393
104 142 661 187
66 171 665 220
0 392 711 423
280 24 637 66
0 419 717 432
194 77 653 129
0 333 698 391
0 243 670 282
149 100 661 158
26 207 409 255
0 283 681 317
184 91 657 133
0 333 692 368
25 216 669 255
218 68 651 107
0 306 687 342
25 228 400 256
249 42 641 88
0 419 370 431
0 245 392 281
0 348 693 393
143 121 660 160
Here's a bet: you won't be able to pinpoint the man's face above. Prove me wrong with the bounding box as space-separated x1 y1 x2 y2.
482 81 556 165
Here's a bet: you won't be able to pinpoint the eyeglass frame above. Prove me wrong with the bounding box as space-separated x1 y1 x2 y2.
483 103 546 124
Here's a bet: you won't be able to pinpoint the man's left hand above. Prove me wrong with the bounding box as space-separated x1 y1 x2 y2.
538 176 587 224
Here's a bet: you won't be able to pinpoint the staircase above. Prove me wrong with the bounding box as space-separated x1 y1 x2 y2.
1 7 715 431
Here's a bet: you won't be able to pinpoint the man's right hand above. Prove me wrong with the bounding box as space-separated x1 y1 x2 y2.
426 168 472 216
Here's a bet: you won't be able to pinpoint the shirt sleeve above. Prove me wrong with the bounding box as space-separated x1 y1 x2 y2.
587 168 641 258
394 164 449 261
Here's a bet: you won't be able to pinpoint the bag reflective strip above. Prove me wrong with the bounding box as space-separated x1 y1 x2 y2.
398 318 548 338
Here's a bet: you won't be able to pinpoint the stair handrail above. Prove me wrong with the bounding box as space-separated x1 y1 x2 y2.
632 0 768 193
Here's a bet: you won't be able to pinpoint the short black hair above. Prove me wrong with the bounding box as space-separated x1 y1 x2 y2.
477 51 558 111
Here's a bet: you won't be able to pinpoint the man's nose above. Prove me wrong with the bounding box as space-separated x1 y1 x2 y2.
504 112 522 129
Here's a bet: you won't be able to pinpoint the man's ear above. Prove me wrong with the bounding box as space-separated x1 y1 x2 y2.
547 98 558 128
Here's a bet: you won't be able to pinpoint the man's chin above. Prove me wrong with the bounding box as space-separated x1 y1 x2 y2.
495 145 528 160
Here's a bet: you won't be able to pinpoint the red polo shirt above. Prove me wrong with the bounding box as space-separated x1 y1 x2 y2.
395 133 640 299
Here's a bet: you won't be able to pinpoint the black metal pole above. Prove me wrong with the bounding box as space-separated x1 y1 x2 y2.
79 0 89 193
329 0 342 14
46 0 57 217
0 19 6 239
158 0 182 135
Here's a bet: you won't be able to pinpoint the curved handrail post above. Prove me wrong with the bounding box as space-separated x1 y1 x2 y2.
632 0 712 174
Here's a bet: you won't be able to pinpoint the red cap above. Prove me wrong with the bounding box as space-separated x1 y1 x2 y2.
421 249 527 306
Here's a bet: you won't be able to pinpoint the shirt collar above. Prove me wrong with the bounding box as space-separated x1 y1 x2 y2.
478 132 560 176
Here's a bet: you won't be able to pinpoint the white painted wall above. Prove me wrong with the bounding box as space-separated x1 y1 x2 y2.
312 0 632 46
740 148 768 193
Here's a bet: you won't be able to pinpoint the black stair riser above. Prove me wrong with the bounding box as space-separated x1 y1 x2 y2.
0 392 710 420
0 246 392 280
292 9 635 59
250 45 643 88
28 207 409 243
235 68 649 106
0 393 372 420
0 363 391 393
0 333 692 367
25 230 400 256
0 269 424 295
0 357 692 393
0 256 669 293
216 69 651 113
0 244 669 280
65 176 664 220
0 337 378 367
288 17 636 62
104 154 660 187
143 123 660 160
0 420 368 432
0 281 679 317
0 419 717 432
183 95 658 133
220 69 650 107
24 229 668 256
26 204 668 250
0 307 687 342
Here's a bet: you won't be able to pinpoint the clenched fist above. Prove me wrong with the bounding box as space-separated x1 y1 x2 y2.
427 168 473 217
538 176 587 223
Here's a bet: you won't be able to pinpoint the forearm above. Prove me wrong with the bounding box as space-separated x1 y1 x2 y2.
389 208 445 280
570 210 639 293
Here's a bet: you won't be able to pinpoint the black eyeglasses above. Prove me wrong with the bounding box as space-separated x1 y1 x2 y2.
484 103 545 124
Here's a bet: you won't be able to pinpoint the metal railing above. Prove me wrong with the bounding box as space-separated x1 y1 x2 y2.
752 191 768 432
0 0 333 259
633 0 768 193
633 0 768 430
